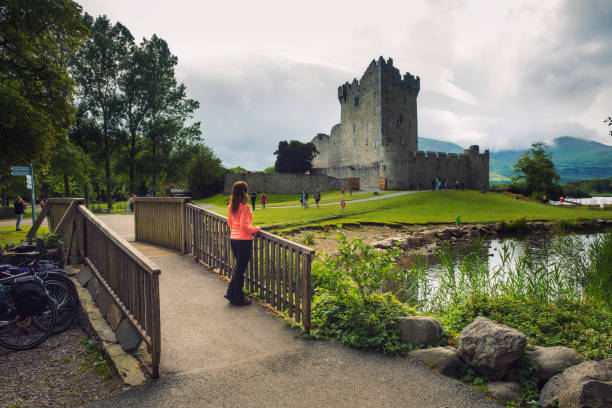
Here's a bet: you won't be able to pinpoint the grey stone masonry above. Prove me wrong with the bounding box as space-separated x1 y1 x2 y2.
311 56 489 191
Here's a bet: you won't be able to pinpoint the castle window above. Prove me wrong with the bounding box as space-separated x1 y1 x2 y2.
383 165 387 171
353 124 356 133
354 97 359 107
374 140 378 148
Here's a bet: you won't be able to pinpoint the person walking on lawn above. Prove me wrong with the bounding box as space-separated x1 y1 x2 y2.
314 189 321 208
249 190 257 210
225 181 260 306
14 196 26 231
261 193 267 209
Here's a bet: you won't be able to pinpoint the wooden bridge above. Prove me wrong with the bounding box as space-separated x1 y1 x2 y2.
31 197 314 378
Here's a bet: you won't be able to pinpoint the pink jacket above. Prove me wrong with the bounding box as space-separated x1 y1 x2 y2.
228 203 260 240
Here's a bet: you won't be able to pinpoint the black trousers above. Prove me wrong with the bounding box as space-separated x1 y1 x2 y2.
227 239 252 304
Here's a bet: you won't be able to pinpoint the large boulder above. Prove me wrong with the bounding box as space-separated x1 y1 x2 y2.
398 316 442 346
458 316 527 378
407 346 461 376
539 359 612 407
526 346 585 381
487 381 521 402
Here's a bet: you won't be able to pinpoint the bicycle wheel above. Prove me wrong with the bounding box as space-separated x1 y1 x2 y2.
36 278 78 334
0 295 56 351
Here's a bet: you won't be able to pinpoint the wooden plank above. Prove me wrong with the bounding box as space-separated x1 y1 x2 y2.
288 247 294 318
251 236 258 293
26 204 50 240
53 200 77 235
150 273 161 378
303 253 312 333
78 205 160 275
64 218 76 265
295 252 301 322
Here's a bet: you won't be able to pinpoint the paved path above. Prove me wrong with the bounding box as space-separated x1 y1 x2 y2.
89 214 499 408
197 190 417 211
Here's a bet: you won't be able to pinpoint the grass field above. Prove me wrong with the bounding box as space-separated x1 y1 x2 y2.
206 190 612 230
195 190 396 208
0 225 50 247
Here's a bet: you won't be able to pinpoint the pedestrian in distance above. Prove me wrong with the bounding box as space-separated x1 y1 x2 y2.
431 179 435 191
341 188 345 195
261 193 267 209
128 193 136 213
340 199 346 212
225 181 260 306
304 191 309 208
249 190 257 210
349 187 352 196
299 191 304 207
456 215 461 229
14 196 26 231
314 189 321 209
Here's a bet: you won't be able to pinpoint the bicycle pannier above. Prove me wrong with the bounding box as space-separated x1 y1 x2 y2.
13 276 48 316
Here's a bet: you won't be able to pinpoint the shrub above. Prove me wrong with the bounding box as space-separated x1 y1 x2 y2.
500 217 529 233
311 232 414 353
437 295 612 360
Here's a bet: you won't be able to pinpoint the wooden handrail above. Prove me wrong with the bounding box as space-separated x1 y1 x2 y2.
78 205 161 275
135 197 191 203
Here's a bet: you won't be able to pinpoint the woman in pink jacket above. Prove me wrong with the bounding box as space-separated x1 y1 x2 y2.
225 181 260 305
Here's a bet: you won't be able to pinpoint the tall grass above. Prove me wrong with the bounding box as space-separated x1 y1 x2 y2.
403 232 612 313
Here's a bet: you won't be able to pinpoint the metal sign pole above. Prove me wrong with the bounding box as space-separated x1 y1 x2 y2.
29 164 36 224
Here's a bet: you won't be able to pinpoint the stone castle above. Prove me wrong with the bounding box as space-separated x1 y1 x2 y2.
310 56 489 190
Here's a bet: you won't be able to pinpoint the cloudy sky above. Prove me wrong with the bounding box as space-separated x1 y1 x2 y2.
78 0 612 169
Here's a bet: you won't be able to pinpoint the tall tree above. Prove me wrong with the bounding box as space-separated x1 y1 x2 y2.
274 140 318 173
138 35 200 195
119 41 149 194
71 14 133 210
0 0 88 173
186 144 225 198
48 136 92 196
512 142 561 198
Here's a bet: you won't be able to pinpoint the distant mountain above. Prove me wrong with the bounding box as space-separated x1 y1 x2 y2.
418 136 612 184
418 137 465 154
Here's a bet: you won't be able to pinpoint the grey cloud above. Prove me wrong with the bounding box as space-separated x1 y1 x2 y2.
180 57 349 170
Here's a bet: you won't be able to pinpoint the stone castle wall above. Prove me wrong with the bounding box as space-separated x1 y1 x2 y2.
311 56 489 191
223 173 348 195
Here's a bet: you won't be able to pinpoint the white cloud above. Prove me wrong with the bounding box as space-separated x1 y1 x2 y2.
78 0 612 168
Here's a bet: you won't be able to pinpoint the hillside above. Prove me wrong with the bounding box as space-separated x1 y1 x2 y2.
419 136 612 184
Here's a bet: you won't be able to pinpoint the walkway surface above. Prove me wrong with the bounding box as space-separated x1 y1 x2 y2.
88 214 499 408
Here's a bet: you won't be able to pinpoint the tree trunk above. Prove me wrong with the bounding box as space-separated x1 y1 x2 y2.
63 172 70 196
152 139 157 196
104 123 112 212
129 130 135 194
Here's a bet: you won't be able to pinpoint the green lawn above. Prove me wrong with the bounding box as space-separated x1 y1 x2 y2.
195 190 396 209
207 190 612 229
0 225 49 247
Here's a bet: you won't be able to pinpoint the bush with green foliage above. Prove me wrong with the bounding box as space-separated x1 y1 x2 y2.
438 296 611 360
311 232 415 353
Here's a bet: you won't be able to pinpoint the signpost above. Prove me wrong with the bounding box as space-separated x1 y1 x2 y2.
10 164 36 223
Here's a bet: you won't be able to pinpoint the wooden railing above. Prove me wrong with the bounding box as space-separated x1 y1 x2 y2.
184 204 314 332
134 197 189 252
41 199 161 378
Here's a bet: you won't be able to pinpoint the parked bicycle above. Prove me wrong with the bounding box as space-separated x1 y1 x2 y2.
0 272 56 350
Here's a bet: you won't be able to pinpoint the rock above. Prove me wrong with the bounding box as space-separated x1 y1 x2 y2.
407 346 461 376
116 318 142 352
487 381 521 402
539 359 612 407
435 230 451 240
526 346 585 381
86 275 101 299
90 317 117 343
95 287 112 316
105 344 146 386
458 316 527 378
76 266 93 286
560 380 612 408
398 316 442 346
106 302 123 331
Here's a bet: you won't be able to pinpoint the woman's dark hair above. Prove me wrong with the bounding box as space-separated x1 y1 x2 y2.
230 181 248 214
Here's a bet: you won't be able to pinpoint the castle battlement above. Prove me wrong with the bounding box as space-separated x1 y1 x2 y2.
313 57 489 191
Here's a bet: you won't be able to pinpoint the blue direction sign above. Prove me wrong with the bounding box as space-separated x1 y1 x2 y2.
10 165 36 223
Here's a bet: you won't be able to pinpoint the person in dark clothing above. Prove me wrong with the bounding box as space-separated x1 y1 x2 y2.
14 196 26 231
249 191 257 210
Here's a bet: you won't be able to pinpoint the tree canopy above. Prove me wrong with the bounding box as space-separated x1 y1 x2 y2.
512 142 561 199
0 0 88 173
274 140 318 173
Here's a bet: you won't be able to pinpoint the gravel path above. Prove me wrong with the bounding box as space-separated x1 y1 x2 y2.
0 326 123 407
